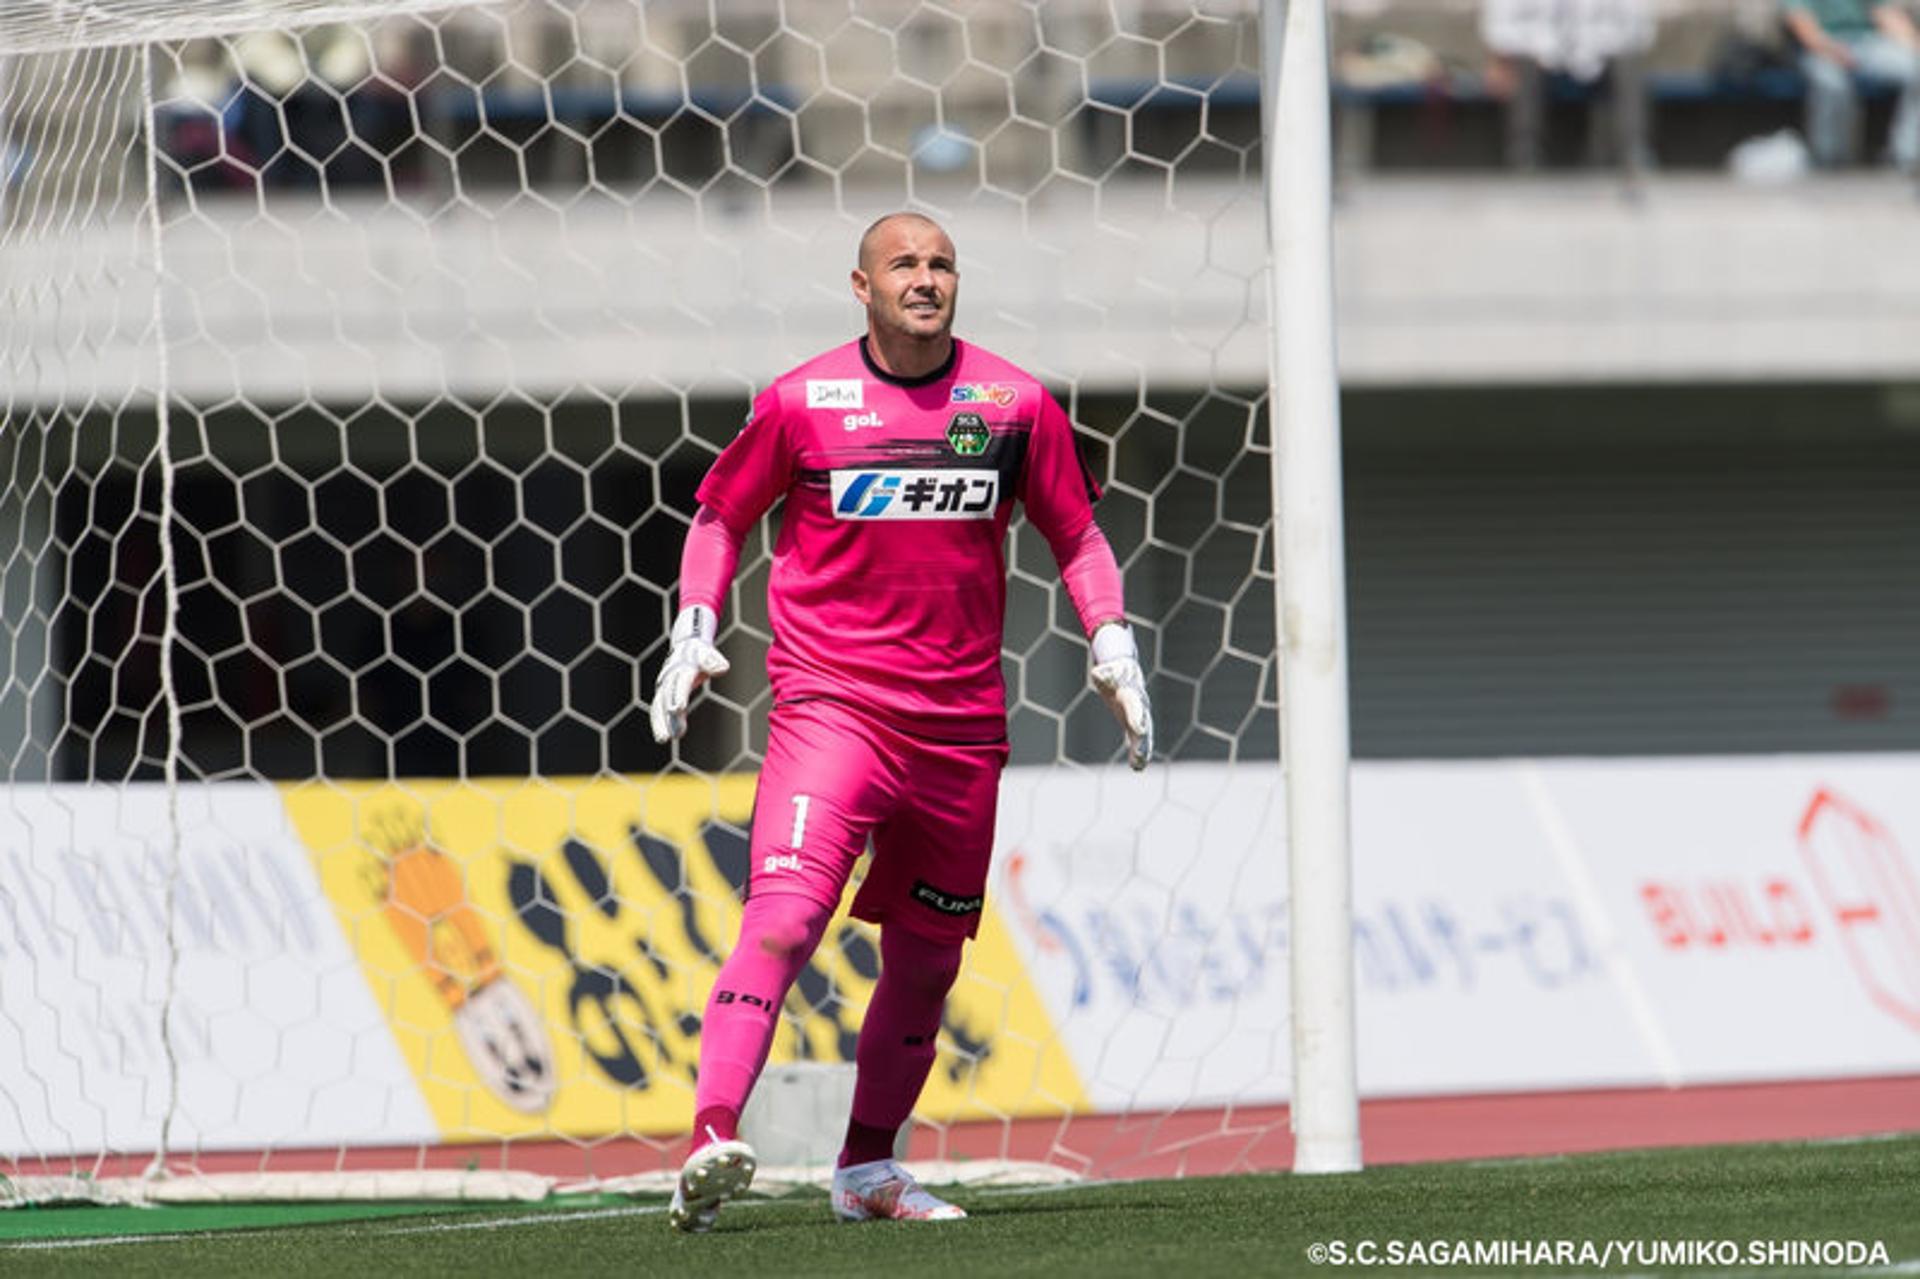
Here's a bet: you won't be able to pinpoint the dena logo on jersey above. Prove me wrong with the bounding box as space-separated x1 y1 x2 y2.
806 379 864 409
831 469 999 520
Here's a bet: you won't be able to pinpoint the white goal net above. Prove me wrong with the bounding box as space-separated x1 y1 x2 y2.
0 0 1298 1201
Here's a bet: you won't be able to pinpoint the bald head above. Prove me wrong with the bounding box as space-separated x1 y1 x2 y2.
856 212 951 274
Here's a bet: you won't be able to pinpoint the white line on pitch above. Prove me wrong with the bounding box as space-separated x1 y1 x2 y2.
358 1203 667 1236
0 1202 669 1252
1 1233 191 1252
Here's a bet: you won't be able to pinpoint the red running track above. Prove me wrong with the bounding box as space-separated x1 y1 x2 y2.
911 1074 1920 1180
15 1075 1919 1185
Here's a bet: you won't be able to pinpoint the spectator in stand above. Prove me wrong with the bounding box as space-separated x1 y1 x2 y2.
1782 0 1920 170
1481 0 1655 177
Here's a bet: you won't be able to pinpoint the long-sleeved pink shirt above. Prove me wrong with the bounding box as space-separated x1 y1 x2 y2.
685 336 1124 742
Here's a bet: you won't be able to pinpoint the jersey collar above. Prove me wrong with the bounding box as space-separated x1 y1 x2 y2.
858 335 958 387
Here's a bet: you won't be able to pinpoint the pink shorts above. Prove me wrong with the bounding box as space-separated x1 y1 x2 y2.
746 698 1010 944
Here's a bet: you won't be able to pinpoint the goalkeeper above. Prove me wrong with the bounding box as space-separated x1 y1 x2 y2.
651 212 1151 1232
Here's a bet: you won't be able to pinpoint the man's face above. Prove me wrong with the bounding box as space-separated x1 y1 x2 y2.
853 218 958 342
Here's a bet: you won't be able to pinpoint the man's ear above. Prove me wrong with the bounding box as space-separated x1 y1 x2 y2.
850 267 871 306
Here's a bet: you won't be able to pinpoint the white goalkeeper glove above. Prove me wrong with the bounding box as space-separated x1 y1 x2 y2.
1089 622 1153 771
649 605 730 744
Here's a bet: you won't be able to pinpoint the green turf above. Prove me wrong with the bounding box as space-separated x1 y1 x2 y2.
4 1136 1916 1278
0 1196 538 1242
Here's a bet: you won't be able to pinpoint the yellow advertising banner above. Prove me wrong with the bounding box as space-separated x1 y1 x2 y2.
280 774 1087 1142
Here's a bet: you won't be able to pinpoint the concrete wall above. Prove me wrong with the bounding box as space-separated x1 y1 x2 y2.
9 175 1920 405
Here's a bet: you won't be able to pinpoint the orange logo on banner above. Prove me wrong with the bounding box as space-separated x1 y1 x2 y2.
366 810 557 1115
1798 788 1920 1034
379 827 500 1008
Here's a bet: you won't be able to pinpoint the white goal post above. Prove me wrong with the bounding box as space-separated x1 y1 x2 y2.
1262 0 1361 1175
0 0 1357 1200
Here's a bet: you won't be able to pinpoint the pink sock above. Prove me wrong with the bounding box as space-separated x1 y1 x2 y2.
692 1106 738 1151
841 926 964 1166
693 894 832 1133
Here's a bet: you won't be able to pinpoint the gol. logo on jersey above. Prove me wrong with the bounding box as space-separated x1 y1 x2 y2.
947 412 990 456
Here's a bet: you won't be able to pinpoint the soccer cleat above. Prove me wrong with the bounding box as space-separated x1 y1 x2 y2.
831 1159 967 1222
668 1137 757 1233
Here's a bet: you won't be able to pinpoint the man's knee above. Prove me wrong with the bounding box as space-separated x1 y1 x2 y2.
1844 40 1920 86
880 925 965 1000
742 893 832 963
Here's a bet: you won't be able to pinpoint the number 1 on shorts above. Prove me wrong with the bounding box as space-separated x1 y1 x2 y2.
790 793 811 849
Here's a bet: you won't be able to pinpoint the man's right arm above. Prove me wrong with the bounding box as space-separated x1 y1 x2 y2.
676 506 747 619
649 508 745 743
649 391 791 744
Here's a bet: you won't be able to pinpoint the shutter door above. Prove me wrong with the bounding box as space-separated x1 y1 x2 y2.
1346 392 1920 757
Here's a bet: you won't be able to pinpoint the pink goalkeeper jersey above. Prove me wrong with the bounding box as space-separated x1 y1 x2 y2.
695 337 1103 742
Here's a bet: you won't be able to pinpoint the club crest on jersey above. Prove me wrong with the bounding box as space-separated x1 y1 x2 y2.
946 412 989 456
831 468 998 520
951 382 1017 409
806 379 864 409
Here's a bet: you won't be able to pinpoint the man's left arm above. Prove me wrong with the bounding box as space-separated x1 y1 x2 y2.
1022 391 1153 770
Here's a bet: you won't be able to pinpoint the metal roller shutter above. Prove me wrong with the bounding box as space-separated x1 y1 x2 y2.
1346 387 1920 757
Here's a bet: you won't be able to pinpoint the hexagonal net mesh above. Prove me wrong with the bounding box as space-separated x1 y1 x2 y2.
0 0 1291 1201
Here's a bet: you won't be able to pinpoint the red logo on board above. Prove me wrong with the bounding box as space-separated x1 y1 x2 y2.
1798 788 1920 1034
